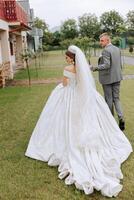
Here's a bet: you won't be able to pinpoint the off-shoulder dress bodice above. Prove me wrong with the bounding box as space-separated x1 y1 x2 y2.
63 70 76 87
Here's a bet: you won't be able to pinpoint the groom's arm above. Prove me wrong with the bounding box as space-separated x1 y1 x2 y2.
92 50 111 71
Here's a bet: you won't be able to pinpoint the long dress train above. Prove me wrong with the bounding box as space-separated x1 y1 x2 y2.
25 69 132 197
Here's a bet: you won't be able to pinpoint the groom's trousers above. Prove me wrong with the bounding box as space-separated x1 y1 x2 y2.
102 81 124 119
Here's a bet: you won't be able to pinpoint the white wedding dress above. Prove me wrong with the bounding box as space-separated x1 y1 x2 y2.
25 46 132 197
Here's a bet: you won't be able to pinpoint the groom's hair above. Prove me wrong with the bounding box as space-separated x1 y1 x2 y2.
99 32 111 39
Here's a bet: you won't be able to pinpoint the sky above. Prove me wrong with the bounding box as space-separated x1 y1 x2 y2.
30 0 134 29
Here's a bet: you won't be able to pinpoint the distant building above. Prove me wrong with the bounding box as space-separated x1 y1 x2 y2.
0 0 43 87
17 0 43 52
0 0 31 87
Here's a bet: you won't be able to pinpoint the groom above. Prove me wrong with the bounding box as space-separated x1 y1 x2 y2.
91 33 125 131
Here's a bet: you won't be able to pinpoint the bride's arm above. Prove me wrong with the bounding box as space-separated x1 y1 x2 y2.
63 76 69 86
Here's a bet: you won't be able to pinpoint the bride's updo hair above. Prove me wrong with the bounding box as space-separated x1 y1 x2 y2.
65 50 75 64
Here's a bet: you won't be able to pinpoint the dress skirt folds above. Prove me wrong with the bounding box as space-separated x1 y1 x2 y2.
25 70 132 197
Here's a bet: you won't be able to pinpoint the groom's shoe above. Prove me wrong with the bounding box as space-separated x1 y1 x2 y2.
119 119 125 131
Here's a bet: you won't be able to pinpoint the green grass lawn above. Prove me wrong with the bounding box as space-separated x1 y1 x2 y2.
14 50 66 80
0 50 134 199
43 50 66 68
14 67 63 80
122 64 134 75
14 50 134 82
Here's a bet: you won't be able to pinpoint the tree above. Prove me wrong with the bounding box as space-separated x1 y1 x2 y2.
116 25 127 36
112 36 122 47
33 17 48 32
60 39 73 49
42 31 53 45
33 17 53 49
127 37 134 46
126 10 134 40
100 11 124 35
126 10 134 29
52 31 62 46
78 13 101 40
60 19 78 40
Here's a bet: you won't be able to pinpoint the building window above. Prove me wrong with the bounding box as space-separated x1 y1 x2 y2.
10 42 13 55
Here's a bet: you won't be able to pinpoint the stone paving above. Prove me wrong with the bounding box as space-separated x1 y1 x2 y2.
122 56 134 66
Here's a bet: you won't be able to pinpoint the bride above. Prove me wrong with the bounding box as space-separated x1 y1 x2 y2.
25 45 132 197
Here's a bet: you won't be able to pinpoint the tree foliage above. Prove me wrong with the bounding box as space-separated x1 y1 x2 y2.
78 13 100 39
100 10 124 35
52 31 62 46
33 17 48 32
34 11 134 50
126 10 134 29
60 19 78 40
42 31 53 45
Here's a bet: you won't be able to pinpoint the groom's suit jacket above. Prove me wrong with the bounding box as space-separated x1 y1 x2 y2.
97 44 122 85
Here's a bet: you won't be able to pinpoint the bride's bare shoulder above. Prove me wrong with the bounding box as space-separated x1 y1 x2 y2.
64 65 76 73
64 65 72 70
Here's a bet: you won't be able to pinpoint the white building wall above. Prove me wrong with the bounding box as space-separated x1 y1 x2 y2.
0 19 13 78
0 19 10 62
0 19 9 30
0 30 10 62
0 40 2 64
